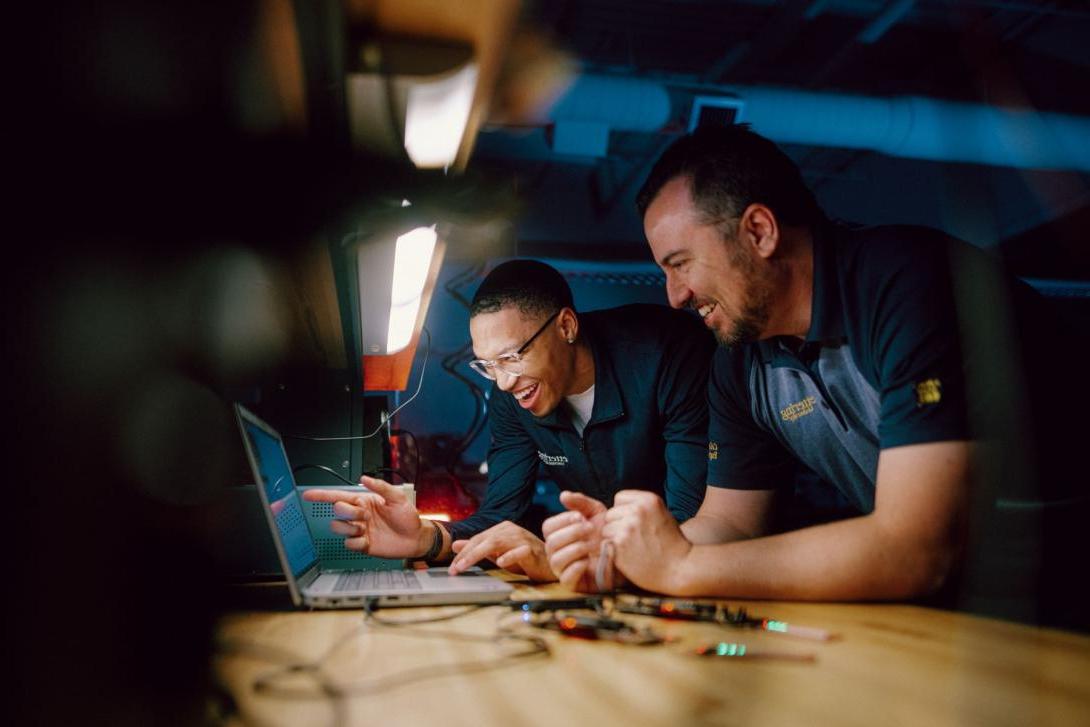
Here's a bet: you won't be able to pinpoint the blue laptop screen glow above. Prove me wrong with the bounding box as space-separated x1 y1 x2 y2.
243 420 318 578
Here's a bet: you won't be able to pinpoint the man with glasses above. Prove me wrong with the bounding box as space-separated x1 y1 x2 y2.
304 259 715 583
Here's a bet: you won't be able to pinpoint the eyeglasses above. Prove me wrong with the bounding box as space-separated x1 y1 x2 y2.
469 310 560 381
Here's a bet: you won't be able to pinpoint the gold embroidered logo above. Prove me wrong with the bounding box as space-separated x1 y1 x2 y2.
915 378 942 406
708 441 719 461
780 396 816 422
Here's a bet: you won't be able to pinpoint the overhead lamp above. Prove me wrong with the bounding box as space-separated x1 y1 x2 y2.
346 36 478 170
351 210 446 356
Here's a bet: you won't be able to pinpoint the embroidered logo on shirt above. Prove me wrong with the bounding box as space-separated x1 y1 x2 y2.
537 451 569 466
708 441 719 461
915 378 942 406
780 396 816 422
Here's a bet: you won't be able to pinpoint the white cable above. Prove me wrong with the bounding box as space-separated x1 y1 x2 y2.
295 328 432 441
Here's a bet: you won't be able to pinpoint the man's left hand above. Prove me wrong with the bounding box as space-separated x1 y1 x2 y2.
448 521 556 582
603 490 692 593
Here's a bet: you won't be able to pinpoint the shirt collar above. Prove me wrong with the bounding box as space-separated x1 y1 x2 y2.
804 221 845 344
535 320 624 430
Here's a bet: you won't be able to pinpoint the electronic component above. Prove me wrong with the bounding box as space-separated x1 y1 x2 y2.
532 613 664 645
508 596 606 613
694 642 816 662
617 597 835 641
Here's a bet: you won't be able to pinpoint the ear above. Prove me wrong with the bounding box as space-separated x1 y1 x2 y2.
558 307 579 343
739 203 780 259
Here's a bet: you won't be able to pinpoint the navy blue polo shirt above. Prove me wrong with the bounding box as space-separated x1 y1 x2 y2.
450 304 715 541
707 223 977 514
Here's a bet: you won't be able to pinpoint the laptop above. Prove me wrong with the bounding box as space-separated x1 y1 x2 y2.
234 403 513 608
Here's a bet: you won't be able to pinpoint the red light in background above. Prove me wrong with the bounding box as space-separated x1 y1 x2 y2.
414 471 478 522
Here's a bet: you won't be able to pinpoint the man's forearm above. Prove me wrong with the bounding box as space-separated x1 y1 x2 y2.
669 514 958 601
680 515 754 545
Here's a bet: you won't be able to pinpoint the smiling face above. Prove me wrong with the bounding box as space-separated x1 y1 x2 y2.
644 176 778 347
469 305 577 417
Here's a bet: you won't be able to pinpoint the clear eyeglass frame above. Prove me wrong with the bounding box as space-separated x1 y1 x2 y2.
468 309 561 381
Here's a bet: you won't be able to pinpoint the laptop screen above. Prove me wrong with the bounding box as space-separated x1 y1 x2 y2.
241 418 319 579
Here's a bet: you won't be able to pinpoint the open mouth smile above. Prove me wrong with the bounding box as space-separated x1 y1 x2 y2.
514 382 539 401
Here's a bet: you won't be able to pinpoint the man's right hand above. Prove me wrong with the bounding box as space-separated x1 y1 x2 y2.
301 476 428 559
542 491 619 593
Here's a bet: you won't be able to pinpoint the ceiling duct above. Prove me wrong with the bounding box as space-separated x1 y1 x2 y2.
540 74 1090 171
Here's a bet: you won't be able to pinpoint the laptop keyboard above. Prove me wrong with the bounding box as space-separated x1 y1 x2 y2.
333 570 422 592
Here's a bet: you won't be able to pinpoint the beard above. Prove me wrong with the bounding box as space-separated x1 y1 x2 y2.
715 292 770 347
714 244 774 348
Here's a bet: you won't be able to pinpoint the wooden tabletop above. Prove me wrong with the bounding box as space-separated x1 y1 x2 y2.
214 580 1090 727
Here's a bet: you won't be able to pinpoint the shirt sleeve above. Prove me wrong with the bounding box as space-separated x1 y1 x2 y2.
706 347 796 491
448 386 540 541
863 234 970 449
656 315 716 522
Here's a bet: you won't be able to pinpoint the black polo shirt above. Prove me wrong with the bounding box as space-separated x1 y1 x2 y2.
707 223 976 513
450 304 715 541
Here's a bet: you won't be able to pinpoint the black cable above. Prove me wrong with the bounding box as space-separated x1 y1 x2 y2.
363 597 485 626
440 339 491 470
250 633 548 701
362 467 411 484
217 626 363 727
291 464 357 487
441 350 485 459
439 262 491 469
444 259 487 310
221 602 550 708
452 387 490 462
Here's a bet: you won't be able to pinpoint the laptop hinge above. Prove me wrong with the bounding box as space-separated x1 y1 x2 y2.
298 563 322 590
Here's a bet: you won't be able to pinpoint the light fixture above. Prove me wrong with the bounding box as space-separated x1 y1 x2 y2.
346 36 478 170
385 224 437 352
352 212 445 357
402 62 478 168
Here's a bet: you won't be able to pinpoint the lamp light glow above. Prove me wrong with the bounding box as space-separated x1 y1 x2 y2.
386 225 437 352
347 34 478 171
403 62 479 169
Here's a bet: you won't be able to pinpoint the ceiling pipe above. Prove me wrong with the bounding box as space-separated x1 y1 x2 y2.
722 86 1090 171
541 74 1090 171
539 75 672 156
549 74 672 132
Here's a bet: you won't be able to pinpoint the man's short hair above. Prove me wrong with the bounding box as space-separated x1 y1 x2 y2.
470 259 575 319
636 124 824 233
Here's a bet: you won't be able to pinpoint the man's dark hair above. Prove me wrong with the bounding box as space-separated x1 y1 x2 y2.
470 259 575 319
636 124 824 233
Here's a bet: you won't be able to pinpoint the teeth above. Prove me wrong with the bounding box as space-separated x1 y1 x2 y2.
515 384 537 401
697 303 716 319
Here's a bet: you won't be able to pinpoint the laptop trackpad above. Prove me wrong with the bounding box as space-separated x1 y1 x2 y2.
419 567 502 589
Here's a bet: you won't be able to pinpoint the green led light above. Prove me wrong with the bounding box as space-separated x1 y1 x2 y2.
765 620 788 633
715 642 746 656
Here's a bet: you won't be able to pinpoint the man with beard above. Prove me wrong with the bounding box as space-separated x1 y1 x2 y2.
542 125 1085 626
